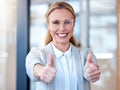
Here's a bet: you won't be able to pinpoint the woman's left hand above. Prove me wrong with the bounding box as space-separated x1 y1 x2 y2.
85 53 100 83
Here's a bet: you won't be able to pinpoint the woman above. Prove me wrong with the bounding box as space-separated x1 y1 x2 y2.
26 1 100 90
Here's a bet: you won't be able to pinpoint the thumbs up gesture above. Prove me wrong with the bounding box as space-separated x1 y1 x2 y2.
85 53 100 83
34 54 57 83
41 54 57 83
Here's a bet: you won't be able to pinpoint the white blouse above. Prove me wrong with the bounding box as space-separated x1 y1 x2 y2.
52 44 77 90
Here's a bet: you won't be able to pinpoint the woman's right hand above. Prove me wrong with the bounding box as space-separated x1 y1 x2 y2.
33 54 57 83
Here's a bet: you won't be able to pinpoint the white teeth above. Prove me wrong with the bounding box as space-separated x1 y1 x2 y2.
57 33 67 37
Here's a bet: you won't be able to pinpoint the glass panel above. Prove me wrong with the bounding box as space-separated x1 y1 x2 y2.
30 3 49 90
0 0 16 90
30 4 48 47
89 0 117 90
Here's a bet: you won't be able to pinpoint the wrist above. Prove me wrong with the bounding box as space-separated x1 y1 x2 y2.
33 63 43 80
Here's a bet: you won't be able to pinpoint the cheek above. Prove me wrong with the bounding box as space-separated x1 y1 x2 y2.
49 27 57 35
69 28 74 34
48 25 56 32
49 29 56 38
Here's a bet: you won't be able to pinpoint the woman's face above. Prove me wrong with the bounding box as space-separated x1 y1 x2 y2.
48 8 74 45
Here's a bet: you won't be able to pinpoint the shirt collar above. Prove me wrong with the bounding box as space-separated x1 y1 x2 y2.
52 43 72 58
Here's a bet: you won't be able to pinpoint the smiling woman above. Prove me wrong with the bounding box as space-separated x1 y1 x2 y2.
45 2 77 48
26 1 100 90
47 8 75 51
29 0 118 90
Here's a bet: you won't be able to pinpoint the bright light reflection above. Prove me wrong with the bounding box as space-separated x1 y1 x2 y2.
95 53 114 59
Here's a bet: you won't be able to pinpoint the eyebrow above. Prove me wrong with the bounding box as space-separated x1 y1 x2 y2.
50 19 74 21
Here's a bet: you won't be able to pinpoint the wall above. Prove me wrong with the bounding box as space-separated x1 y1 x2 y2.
117 0 120 90
0 0 16 90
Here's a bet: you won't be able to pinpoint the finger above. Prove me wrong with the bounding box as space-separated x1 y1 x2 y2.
41 76 51 83
90 77 100 83
87 70 100 78
45 67 56 76
86 52 93 67
47 54 54 67
86 64 100 73
87 53 93 64
40 71 54 83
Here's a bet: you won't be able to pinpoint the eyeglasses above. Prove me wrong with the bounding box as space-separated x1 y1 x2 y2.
49 19 74 29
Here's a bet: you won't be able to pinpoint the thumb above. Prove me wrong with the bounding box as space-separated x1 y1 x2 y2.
48 54 54 67
87 52 93 66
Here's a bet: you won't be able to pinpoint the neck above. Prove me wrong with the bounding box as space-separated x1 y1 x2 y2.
52 42 70 52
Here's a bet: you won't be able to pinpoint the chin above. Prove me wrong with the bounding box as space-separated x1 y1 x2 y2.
57 41 69 45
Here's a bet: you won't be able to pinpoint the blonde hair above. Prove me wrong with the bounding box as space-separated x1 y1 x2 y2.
45 1 78 46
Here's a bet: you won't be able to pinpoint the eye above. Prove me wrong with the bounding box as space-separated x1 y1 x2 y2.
52 21 60 25
64 20 72 25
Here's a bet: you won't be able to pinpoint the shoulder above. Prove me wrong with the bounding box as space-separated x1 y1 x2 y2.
29 42 52 54
27 42 53 59
29 46 45 55
71 43 92 55
80 48 92 56
80 47 98 65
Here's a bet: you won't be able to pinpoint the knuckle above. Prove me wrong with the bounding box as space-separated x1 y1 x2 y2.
40 76 44 81
49 77 53 81
87 73 91 78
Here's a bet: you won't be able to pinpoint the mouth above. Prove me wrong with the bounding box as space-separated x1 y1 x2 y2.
57 33 68 38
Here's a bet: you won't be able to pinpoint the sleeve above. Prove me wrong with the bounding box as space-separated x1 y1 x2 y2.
25 47 47 82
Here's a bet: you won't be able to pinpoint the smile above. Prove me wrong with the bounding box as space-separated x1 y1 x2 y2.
57 33 68 37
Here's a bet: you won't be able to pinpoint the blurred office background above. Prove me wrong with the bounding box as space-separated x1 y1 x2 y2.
0 0 120 90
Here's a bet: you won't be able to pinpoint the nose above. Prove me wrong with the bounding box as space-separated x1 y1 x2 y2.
59 23 65 30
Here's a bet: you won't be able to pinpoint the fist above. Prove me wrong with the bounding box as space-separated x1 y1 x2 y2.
85 53 100 83
40 54 57 83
